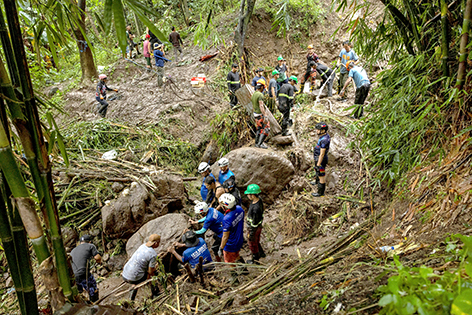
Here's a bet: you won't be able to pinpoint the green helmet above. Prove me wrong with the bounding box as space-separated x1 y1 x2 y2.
244 184 261 195
272 69 280 75
277 56 284 61
289 76 298 83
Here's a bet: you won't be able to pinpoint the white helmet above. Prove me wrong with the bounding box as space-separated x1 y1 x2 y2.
198 162 210 173
194 202 209 214
219 193 236 209
218 157 229 167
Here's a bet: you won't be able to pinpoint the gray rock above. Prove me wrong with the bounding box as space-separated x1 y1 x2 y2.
126 213 190 258
102 253 110 262
99 268 109 276
102 175 187 239
61 226 78 250
90 229 100 237
106 254 128 272
111 182 125 193
200 140 218 165
210 148 295 204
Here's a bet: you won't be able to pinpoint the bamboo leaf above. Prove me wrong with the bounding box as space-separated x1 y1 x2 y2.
113 0 128 54
125 0 168 44
45 27 59 68
102 0 113 35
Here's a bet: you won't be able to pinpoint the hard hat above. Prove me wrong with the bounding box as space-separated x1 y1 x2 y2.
346 61 354 69
315 121 328 131
277 56 284 61
218 157 229 167
256 78 267 87
272 69 280 75
99 74 107 80
244 184 261 195
194 202 209 214
145 34 151 39
307 45 314 49
198 162 210 173
219 193 236 209
289 76 298 84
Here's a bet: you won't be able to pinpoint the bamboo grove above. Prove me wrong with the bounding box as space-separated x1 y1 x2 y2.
334 0 472 185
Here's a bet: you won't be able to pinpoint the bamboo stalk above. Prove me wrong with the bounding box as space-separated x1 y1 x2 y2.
457 0 472 89
440 0 449 77
0 8 19 87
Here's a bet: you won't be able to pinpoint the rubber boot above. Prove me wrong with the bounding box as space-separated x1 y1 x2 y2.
254 133 260 148
237 257 249 275
129 288 138 301
257 134 268 149
247 253 260 264
310 176 320 186
311 183 326 197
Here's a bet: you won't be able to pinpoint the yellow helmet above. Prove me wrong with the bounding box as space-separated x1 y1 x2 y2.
307 45 314 49
256 78 267 87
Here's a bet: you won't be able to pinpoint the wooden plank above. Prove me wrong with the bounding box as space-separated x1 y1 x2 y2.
235 84 282 137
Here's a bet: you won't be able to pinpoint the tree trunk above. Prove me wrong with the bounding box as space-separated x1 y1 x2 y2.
74 0 97 83
457 0 472 89
440 0 449 77
234 0 256 56
133 12 141 36
179 0 191 26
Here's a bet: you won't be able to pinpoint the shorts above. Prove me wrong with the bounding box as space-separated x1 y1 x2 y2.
314 155 328 177
223 250 240 263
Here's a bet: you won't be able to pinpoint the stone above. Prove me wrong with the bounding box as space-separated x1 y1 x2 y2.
106 254 128 272
287 148 312 173
111 182 125 193
327 171 340 190
61 226 78 251
200 140 218 165
5 277 12 287
126 213 190 258
102 174 187 239
210 147 295 204
90 229 100 237
102 253 110 262
48 87 59 97
288 176 311 193
99 268 109 276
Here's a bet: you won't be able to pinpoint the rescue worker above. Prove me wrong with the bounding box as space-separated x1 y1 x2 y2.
154 43 171 87
218 194 247 281
275 56 289 88
306 45 320 67
198 162 215 201
277 76 298 136
312 122 330 197
217 157 235 185
340 61 371 119
267 70 279 112
251 68 266 87
96 74 118 118
126 25 140 59
227 63 241 108
337 40 358 100
245 184 266 264
190 202 224 262
122 234 161 300
70 235 102 302
222 177 242 206
312 62 335 97
169 231 213 270
251 79 270 149
143 34 152 71
204 176 225 210
168 26 183 63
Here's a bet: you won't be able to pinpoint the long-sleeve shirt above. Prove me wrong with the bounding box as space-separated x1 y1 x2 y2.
306 52 319 68
169 31 183 48
227 71 241 92
247 199 264 230
315 63 333 82
96 81 113 98
251 75 267 87
278 83 294 107
154 50 170 67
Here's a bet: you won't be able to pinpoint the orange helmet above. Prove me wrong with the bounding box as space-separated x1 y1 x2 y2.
346 61 354 69
256 78 267 88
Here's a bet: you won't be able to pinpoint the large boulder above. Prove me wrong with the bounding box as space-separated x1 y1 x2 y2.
126 213 190 258
102 174 187 239
211 147 295 204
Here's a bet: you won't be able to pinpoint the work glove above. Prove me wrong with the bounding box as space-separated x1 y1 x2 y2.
314 165 320 172
100 95 104 100
114 89 118 92
218 248 223 258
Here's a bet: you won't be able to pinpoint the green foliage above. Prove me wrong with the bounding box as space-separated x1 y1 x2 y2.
346 53 455 186
211 108 250 156
378 234 472 314
261 0 325 37
63 119 200 174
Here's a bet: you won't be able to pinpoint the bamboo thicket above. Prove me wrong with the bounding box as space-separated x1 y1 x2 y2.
457 0 472 89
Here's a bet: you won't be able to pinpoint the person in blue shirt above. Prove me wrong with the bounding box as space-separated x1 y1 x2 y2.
217 157 235 185
218 194 246 266
190 202 224 262
198 162 215 201
311 122 330 197
153 43 170 87
251 68 266 88
340 62 371 119
336 41 358 100
169 231 213 271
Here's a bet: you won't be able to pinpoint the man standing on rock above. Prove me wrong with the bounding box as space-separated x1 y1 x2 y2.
278 76 297 136
70 235 102 302
198 162 215 201
245 184 266 264
217 157 235 185
337 40 358 100
227 63 241 108
340 61 371 119
122 234 161 301
312 122 330 197
251 79 270 149
169 231 213 270
218 194 248 281
168 26 183 63
190 202 224 261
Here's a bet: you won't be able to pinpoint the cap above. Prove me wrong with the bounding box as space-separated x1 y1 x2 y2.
256 67 264 73
272 69 280 75
80 235 92 242
232 63 238 68
146 234 161 247
181 231 199 248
